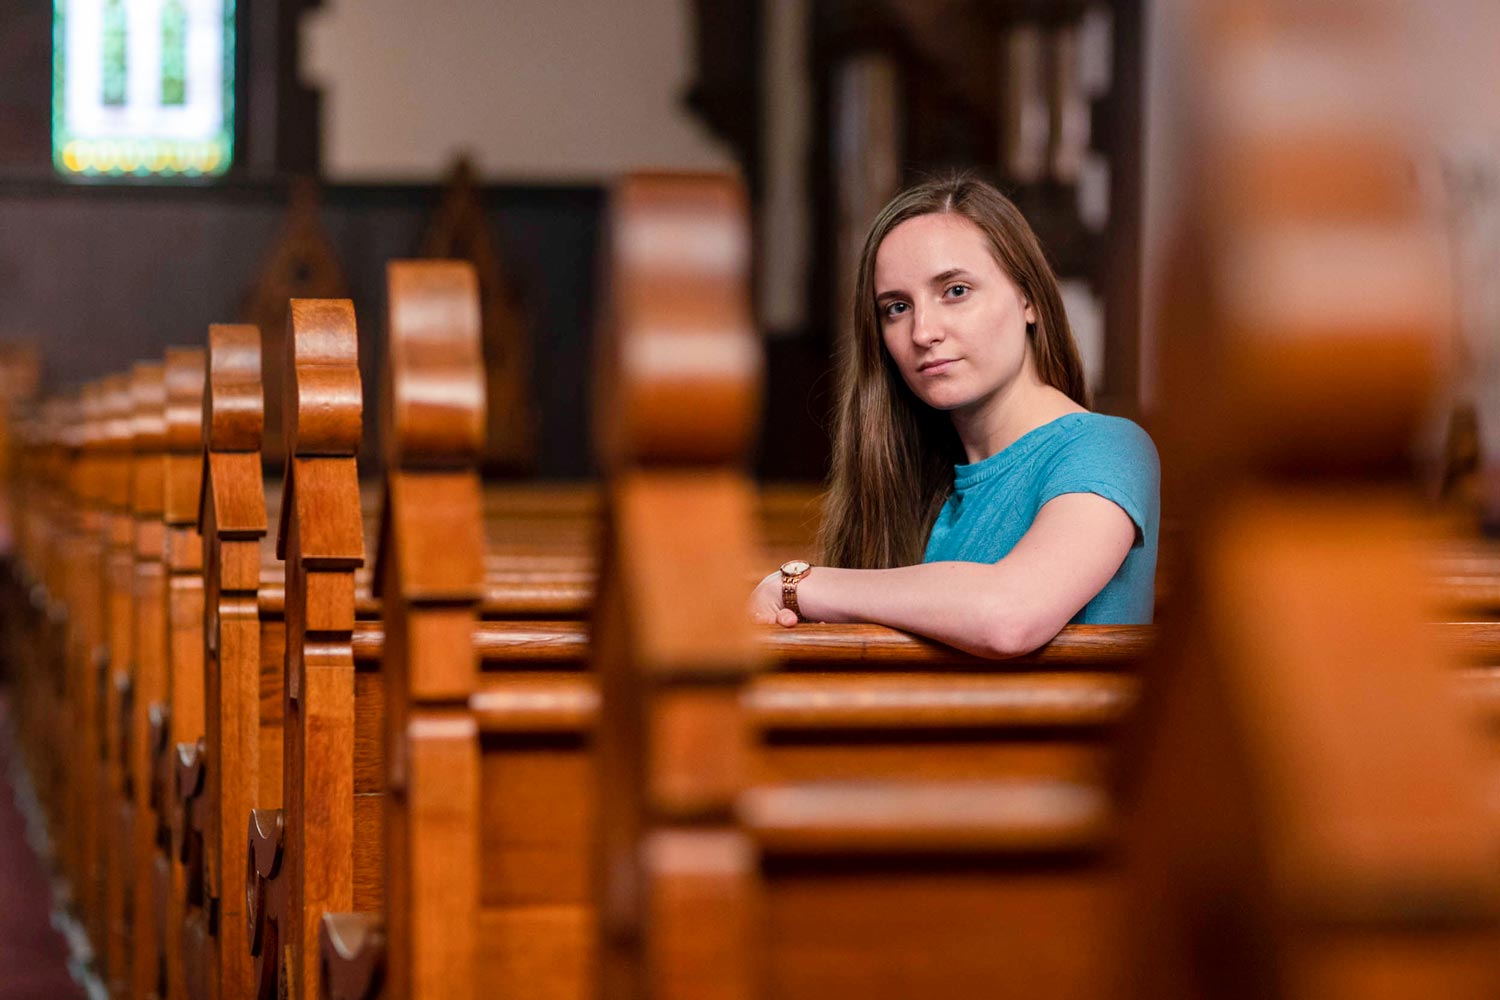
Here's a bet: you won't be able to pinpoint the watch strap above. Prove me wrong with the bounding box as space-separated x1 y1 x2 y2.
782 575 804 622
779 561 811 623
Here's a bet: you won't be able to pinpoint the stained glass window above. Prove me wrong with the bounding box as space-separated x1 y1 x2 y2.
53 0 235 178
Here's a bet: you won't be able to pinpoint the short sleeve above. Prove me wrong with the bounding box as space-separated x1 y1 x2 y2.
1037 418 1160 547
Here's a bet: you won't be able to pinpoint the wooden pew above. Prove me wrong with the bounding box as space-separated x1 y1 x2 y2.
23 395 83 925
32 382 109 989
178 325 274 1000
0 404 43 819
8 363 1500 999
584 173 1150 1000
218 329 597 1000
34 368 148 998
147 347 208 1000
1119 0 1500 995
364 259 489 999
306 174 1500 1000
305 176 1154 1000
5 333 1151 1000
9 351 1500 1000
11 392 71 894
12 164 1500 1000
588 173 784 1000
245 300 369 1000
124 362 169 1000
1 335 806 1000
313 213 762 998
62 387 107 958
57 351 202 1000
95 372 138 997
235 264 824 1000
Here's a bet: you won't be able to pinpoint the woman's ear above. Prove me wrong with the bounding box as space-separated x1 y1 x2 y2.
1023 302 1037 327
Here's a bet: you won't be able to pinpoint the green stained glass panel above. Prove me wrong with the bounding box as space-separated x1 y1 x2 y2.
53 0 235 178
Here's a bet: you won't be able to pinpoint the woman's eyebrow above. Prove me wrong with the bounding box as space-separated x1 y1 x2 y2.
929 268 973 286
876 268 976 302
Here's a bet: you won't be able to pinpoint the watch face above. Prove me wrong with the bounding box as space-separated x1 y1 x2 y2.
781 560 810 576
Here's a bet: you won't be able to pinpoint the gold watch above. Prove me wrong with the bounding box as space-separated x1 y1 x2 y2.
779 560 813 622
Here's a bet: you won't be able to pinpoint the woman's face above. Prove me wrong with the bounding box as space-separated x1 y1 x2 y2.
874 212 1036 418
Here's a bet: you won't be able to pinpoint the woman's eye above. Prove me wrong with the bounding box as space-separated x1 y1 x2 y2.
945 284 970 299
883 301 909 319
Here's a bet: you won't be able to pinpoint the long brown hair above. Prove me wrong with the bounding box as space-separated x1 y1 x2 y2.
819 173 1089 568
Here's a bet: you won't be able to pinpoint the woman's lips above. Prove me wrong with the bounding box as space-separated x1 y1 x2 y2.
919 359 957 375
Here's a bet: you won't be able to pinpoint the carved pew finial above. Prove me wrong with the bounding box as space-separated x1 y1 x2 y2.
594 172 761 470
280 299 363 466
99 373 135 500
205 325 266 457
164 348 207 523
384 261 487 469
592 173 765 997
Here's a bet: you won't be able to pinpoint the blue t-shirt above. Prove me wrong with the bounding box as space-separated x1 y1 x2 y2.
922 412 1159 624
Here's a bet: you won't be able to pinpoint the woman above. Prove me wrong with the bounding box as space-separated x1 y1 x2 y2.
750 174 1158 656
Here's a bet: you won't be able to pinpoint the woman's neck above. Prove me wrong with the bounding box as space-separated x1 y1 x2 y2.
950 369 1086 465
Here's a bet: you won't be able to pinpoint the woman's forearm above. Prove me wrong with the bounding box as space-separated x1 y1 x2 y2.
792 561 1060 658
766 494 1137 657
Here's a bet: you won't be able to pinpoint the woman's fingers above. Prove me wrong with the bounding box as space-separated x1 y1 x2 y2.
749 570 790 626
749 606 798 627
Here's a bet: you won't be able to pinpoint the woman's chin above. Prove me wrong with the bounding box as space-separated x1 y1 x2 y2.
915 388 973 413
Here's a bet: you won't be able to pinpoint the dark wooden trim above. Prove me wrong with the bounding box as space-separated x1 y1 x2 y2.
0 176 601 204
684 0 765 197
1099 0 1145 416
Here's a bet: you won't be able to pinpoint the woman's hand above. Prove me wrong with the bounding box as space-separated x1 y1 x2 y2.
748 570 799 627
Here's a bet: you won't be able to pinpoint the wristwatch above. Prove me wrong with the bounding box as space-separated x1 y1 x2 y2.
779 560 813 622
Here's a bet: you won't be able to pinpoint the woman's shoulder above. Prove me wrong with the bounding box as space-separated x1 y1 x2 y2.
1035 413 1160 538
1050 412 1158 467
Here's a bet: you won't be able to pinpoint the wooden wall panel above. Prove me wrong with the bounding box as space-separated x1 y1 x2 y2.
0 183 603 477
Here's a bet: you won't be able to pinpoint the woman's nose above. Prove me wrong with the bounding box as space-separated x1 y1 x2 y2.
912 307 942 347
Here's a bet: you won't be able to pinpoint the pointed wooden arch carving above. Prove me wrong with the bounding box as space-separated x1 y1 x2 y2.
420 157 536 474
242 178 348 469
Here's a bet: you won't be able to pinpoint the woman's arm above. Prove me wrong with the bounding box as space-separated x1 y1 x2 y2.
750 492 1136 657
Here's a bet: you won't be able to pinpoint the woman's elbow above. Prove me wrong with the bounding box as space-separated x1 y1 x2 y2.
976 613 1061 659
